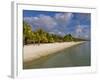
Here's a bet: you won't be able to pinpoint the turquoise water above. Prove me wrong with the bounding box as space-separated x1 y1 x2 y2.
23 42 90 69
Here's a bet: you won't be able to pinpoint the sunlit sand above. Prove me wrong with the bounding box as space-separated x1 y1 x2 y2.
23 42 85 62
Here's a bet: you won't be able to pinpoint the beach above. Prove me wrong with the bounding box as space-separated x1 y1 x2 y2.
23 42 85 62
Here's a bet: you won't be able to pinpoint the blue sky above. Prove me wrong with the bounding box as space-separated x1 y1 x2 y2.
23 10 91 39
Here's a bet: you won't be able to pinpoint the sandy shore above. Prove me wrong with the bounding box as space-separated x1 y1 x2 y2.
23 42 85 62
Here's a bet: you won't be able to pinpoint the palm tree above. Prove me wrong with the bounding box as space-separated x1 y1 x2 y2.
63 34 73 42
23 21 33 44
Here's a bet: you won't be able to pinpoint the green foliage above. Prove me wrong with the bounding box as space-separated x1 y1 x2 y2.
23 21 85 45
41 36 48 43
23 21 33 44
49 37 54 43
63 34 73 41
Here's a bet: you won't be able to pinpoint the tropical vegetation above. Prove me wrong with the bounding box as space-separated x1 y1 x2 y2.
23 21 86 45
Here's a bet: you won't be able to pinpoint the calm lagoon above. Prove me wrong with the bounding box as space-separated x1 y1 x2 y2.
23 41 90 69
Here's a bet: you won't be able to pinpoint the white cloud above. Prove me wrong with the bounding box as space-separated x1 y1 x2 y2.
24 13 73 36
75 25 90 39
24 17 33 23
38 14 57 29
55 13 73 26
33 17 39 20
57 31 65 36
76 25 83 33
24 14 57 30
24 13 73 30
49 29 66 36
24 13 90 38
55 13 73 22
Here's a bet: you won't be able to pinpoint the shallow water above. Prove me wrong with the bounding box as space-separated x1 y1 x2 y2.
23 41 90 69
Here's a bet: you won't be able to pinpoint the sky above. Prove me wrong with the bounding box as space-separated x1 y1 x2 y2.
23 10 91 39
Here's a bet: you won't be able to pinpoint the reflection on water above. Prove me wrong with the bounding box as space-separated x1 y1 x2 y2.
23 41 91 69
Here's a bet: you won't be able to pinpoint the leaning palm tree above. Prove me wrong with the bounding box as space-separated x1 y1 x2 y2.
23 21 33 44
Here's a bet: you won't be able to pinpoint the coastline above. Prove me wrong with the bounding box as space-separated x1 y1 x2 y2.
23 41 85 62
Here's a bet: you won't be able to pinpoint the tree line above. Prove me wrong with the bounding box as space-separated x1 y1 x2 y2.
23 21 85 45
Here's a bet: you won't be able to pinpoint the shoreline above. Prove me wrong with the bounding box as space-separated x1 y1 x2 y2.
23 41 85 62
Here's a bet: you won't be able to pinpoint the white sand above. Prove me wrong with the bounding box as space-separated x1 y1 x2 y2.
23 42 85 62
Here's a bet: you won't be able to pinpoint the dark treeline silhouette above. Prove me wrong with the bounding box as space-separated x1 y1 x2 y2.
23 21 86 45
